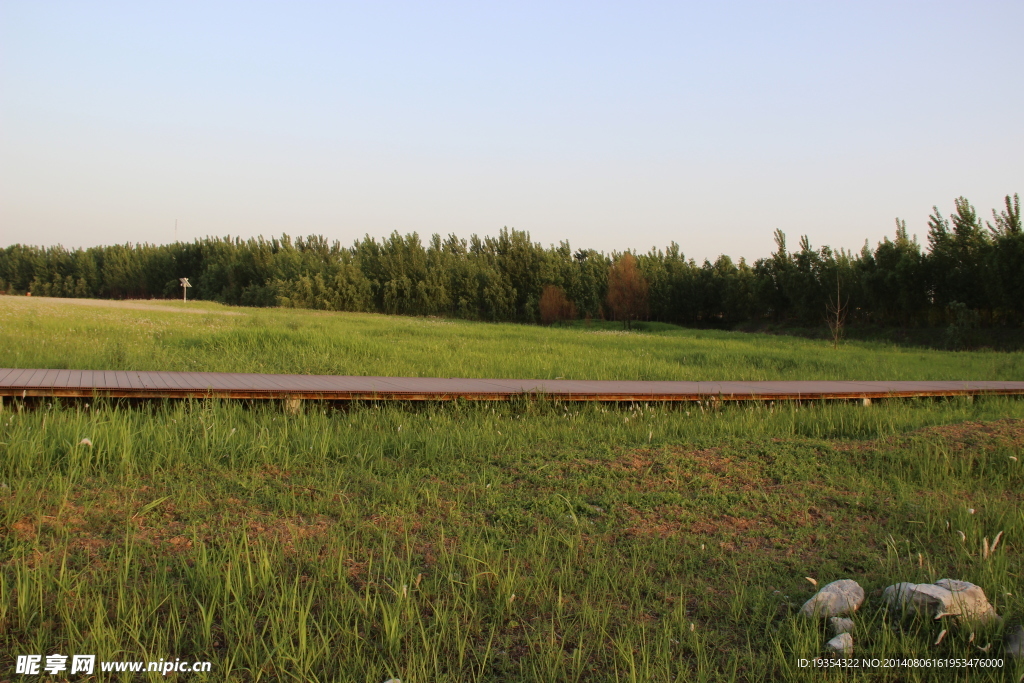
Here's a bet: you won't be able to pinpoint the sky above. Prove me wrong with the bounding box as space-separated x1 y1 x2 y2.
1 1 1022 262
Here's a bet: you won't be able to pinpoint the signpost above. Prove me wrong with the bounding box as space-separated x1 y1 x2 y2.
180 278 191 302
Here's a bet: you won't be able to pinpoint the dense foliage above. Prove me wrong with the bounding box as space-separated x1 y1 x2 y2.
2 194 1021 327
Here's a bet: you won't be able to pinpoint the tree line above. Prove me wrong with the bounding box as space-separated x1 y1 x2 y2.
1 194 1021 328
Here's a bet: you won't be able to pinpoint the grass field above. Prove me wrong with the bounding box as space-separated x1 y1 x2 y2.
2 295 1023 381
1 297 1023 682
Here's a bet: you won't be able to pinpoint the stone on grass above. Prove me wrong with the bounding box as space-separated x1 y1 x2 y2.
1006 626 1024 660
883 582 953 618
881 582 916 606
933 579 998 623
799 579 865 618
883 580 998 623
825 633 854 656
830 617 855 636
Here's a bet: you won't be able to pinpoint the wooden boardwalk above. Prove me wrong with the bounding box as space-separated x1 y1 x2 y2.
2 368 1023 403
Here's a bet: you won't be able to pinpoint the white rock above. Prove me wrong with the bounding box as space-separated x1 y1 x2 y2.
882 582 918 608
884 582 951 617
826 632 854 656
884 580 997 623
933 579 998 623
830 617 855 636
1004 625 1024 659
799 579 865 618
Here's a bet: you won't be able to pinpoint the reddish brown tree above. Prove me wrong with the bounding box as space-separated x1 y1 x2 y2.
606 253 649 329
539 284 577 325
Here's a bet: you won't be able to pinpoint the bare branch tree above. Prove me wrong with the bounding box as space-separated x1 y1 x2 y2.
825 271 848 349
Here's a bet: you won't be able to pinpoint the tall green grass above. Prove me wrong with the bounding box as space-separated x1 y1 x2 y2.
1 298 1023 680
2 397 1023 681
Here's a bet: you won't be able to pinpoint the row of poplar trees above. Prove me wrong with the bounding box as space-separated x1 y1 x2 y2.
1 194 1021 328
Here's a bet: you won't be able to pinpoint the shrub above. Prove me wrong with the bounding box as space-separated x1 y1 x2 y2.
539 285 576 325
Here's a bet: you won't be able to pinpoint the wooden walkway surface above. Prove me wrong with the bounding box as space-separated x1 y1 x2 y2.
2 368 1023 403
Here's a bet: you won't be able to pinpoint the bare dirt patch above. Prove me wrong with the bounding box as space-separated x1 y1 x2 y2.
3 486 337 567
9 518 36 541
909 418 1024 449
605 443 881 562
618 503 687 539
590 445 769 493
831 418 1024 456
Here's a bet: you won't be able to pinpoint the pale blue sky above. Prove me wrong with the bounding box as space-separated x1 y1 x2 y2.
2 1 1022 261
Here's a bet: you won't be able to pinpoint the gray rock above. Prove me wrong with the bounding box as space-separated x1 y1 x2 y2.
825 632 854 656
799 579 865 618
884 582 949 617
882 582 917 608
1006 625 1024 660
933 579 998 623
884 580 998 623
830 617 855 636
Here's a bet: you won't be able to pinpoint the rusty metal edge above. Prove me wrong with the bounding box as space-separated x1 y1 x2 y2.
4 387 1024 401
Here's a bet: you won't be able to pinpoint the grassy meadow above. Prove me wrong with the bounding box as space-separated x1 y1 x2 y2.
1 296 1023 682
2 296 1023 381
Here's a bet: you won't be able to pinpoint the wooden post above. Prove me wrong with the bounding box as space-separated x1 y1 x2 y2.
862 397 872 407
284 397 302 415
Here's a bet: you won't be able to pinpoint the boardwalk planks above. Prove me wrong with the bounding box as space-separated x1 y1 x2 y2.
1 369 1023 403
